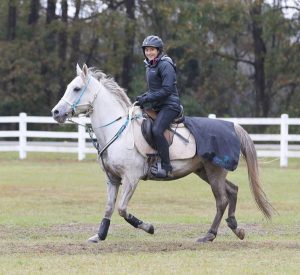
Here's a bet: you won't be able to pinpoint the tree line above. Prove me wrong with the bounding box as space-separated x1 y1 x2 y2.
0 0 299 118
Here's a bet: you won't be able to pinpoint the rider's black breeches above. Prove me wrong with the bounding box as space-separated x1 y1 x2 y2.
152 108 179 168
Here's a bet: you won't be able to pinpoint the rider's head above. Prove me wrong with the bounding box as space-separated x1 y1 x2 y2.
141 35 164 60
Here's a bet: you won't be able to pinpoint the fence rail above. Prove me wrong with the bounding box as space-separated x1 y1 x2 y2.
1 113 300 167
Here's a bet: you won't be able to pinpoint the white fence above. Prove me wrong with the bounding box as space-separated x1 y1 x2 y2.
1 113 300 167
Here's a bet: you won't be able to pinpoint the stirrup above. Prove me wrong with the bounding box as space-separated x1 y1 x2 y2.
150 162 172 178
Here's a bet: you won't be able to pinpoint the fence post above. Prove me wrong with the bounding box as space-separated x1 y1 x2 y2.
78 116 86 161
19 112 27 159
280 114 289 167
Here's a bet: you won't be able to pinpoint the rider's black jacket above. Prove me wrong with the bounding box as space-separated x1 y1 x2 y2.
141 54 181 112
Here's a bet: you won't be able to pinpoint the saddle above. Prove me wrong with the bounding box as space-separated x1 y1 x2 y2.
132 107 196 160
140 107 184 149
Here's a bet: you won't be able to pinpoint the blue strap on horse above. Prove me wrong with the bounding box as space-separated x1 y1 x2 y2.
88 115 130 183
94 116 123 129
98 116 129 154
87 111 141 183
71 77 91 113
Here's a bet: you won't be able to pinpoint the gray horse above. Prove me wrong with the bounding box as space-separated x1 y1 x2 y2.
52 64 274 243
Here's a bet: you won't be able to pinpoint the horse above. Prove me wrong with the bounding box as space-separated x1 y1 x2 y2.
52 64 274 243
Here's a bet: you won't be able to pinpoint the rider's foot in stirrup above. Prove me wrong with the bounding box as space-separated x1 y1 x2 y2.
150 161 172 178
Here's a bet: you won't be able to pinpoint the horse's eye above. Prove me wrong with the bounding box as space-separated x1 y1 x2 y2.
74 87 81 92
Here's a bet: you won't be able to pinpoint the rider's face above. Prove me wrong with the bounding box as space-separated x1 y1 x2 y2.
144 47 159 61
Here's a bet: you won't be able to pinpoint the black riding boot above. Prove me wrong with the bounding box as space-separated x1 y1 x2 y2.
150 108 179 178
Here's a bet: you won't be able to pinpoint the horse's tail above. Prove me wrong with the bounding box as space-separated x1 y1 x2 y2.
234 124 275 219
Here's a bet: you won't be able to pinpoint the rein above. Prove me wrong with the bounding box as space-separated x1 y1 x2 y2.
68 116 128 182
94 116 123 129
67 105 139 182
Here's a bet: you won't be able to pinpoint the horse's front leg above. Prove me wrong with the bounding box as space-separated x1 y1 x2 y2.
118 177 154 235
88 181 119 243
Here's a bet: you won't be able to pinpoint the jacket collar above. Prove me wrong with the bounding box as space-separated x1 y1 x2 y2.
144 53 164 67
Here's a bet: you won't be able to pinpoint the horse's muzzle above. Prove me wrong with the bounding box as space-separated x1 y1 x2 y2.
51 108 69 123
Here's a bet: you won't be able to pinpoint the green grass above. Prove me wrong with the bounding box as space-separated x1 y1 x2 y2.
0 153 299 274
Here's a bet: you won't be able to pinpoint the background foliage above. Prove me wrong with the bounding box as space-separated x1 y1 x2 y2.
0 0 299 117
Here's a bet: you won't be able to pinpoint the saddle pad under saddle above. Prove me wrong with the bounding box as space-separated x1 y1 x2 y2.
132 118 196 160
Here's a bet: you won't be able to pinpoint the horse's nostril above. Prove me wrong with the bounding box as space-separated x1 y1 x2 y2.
54 109 59 115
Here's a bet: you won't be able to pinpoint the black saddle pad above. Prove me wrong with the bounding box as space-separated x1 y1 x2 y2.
184 117 240 171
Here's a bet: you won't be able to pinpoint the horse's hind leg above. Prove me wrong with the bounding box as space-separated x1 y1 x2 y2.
225 180 245 240
88 181 119 243
196 163 228 243
118 177 154 234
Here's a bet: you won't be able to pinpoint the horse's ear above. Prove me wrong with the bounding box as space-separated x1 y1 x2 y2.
76 63 82 76
82 64 88 77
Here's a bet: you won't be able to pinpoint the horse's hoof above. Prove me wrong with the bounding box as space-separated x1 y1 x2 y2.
147 224 154 234
138 223 155 234
196 233 216 243
87 234 100 243
236 228 245 240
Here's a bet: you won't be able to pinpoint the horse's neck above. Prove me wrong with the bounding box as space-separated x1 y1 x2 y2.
90 86 128 146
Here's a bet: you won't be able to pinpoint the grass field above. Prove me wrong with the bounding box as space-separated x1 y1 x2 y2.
0 152 299 274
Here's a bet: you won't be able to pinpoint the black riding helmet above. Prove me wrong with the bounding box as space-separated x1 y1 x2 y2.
141 35 164 56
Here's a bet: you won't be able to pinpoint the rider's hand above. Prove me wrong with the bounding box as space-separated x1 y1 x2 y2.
136 94 148 106
135 100 141 107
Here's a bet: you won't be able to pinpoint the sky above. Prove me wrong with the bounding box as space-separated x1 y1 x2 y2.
44 0 299 19
265 0 299 18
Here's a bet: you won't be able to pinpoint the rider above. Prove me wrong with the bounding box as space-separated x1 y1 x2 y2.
136 35 182 178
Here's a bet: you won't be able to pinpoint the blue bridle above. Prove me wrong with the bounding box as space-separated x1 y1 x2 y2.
70 76 92 114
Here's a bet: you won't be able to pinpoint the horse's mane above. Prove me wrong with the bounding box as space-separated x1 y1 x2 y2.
88 68 132 108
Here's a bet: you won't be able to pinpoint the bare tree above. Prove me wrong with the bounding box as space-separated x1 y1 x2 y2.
58 0 68 61
70 0 82 67
46 0 56 24
28 0 40 25
249 0 268 116
121 0 136 92
58 0 68 98
6 0 17 40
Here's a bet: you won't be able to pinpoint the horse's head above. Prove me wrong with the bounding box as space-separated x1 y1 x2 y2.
52 64 98 123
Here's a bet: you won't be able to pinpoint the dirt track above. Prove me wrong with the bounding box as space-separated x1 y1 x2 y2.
1 223 299 255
